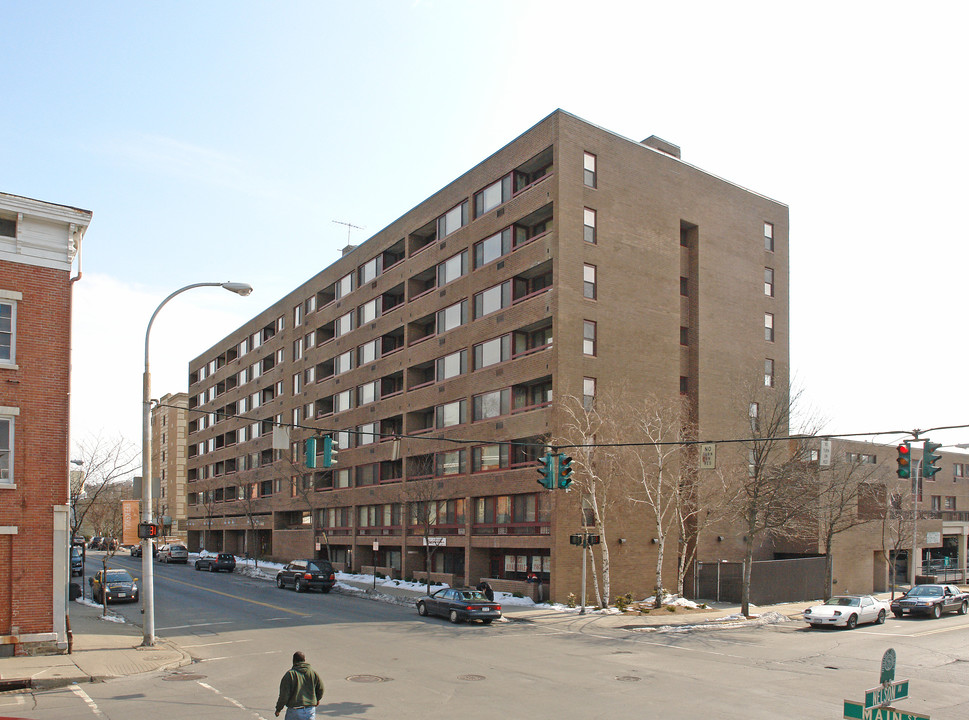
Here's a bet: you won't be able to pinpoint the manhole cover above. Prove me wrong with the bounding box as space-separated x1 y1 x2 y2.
616 676 641 682
163 673 206 682
459 674 486 681
346 675 390 683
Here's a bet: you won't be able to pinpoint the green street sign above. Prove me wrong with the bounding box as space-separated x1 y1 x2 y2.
844 701 929 720
880 648 896 684
866 681 909 709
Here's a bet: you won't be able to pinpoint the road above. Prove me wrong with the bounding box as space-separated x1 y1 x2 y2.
3 554 968 719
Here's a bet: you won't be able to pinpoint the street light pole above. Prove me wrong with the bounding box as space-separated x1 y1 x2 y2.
141 281 252 647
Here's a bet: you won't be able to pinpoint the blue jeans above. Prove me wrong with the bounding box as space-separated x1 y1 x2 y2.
285 707 316 720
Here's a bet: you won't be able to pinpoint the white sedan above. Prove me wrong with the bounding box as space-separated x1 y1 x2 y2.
802 595 890 629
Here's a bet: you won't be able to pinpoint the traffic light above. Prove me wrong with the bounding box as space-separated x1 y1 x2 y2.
896 442 911 479
536 453 555 489
557 454 574 489
305 436 317 469
922 441 942 478
323 435 339 468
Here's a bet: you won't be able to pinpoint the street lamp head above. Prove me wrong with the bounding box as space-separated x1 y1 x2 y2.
221 282 253 296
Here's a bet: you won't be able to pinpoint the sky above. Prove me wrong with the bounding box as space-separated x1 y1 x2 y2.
3 0 968 456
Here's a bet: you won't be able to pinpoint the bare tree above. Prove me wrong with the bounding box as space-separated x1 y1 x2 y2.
881 486 916 599
555 395 624 608
199 488 220 553
236 477 264 568
804 445 887 598
732 381 819 617
404 474 443 596
70 434 140 542
621 394 690 607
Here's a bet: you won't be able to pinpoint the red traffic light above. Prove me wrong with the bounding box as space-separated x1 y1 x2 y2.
897 444 910 456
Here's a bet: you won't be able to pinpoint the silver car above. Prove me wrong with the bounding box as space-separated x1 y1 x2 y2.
156 544 189 564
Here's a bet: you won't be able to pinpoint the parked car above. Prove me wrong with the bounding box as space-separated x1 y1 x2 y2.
802 595 890 629
70 546 84 577
156 544 189 564
89 568 139 604
195 553 236 573
890 584 969 618
72 533 86 546
88 536 106 550
275 559 335 593
416 587 502 624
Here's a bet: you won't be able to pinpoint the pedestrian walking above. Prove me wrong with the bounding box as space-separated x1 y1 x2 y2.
275 651 324 719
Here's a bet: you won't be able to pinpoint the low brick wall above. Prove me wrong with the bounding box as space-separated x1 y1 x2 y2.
362 565 398 579
412 571 459 587
481 578 542 602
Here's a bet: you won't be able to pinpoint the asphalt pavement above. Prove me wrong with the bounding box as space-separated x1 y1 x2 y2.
0 571 953 693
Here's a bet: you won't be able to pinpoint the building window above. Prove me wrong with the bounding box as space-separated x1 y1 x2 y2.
680 277 689 296
764 222 774 252
436 300 468 333
765 313 774 342
0 216 16 238
336 311 354 338
293 304 303 327
764 267 774 297
583 152 597 188
472 444 509 472
931 496 941 512
335 351 353 375
0 301 16 364
357 381 379 406
359 298 379 325
945 496 956 510
749 402 759 432
437 200 469 238
765 358 774 387
679 376 689 395
436 450 467 476
473 389 510 421
583 377 596 410
437 250 468 286
435 399 467 428
680 326 689 346
473 335 511 370
336 272 354 299
357 422 378 446
334 389 353 413
473 282 511 319
474 229 512 268
474 176 512 217
583 264 597 299
358 339 380 366
583 208 597 244
0 416 13 482
359 256 380 285
583 321 596 356
436 349 467 381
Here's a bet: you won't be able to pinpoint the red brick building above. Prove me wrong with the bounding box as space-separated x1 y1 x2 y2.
0 193 91 654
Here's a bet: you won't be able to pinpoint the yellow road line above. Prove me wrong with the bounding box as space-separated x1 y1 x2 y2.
158 574 311 616
911 622 969 637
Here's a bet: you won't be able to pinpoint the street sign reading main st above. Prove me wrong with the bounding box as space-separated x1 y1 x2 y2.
843 701 928 720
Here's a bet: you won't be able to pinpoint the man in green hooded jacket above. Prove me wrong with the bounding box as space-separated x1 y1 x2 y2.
275 651 324 719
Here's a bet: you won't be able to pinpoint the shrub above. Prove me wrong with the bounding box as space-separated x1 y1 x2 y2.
666 605 676 612
567 592 577 609
615 593 633 612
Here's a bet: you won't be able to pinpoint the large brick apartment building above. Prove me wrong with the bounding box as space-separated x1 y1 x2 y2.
0 192 91 654
185 110 788 603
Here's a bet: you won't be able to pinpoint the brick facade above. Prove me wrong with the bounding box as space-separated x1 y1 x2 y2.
0 192 91 653
184 111 788 603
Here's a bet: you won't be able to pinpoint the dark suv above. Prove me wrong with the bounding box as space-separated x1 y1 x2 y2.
275 559 335 593
195 553 236 573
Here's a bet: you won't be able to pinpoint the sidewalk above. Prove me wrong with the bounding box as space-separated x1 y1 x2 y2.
0 599 191 691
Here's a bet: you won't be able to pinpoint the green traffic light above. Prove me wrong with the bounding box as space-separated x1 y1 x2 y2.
922 440 942 478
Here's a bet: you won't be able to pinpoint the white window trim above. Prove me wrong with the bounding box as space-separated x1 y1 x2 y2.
0 293 20 368
0 407 18 488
